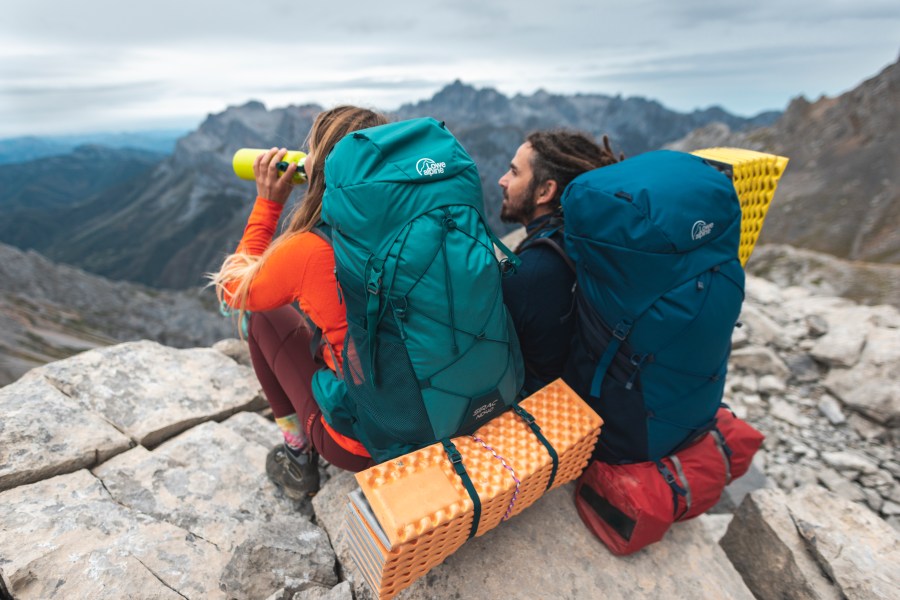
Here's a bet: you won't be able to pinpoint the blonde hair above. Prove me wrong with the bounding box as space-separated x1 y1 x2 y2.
209 106 388 330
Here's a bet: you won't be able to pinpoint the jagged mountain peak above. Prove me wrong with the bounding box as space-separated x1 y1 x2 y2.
668 56 900 264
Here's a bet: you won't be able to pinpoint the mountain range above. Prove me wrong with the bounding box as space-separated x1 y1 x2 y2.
0 86 778 289
0 130 186 165
2 57 897 290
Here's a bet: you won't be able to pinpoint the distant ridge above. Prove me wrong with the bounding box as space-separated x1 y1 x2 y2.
0 129 187 165
0 242 230 386
0 84 773 289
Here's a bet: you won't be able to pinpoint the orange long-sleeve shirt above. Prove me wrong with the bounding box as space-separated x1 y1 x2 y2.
224 197 346 373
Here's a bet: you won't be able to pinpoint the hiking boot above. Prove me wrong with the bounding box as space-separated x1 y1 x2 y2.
266 444 320 499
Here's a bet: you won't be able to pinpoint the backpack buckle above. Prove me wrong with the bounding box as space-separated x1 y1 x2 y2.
513 404 535 425
445 444 462 464
613 321 631 341
499 258 517 277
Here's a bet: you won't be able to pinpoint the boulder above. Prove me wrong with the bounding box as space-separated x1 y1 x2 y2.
720 488 842 600
723 486 900 600
826 366 900 427
729 346 790 379
212 337 253 367
809 311 869 368
739 304 791 348
789 485 900 600
821 451 879 474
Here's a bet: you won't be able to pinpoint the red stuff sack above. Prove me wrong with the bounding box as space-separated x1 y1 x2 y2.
574 406 764 555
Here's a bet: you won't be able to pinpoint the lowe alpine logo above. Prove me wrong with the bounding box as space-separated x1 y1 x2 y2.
691 220 715 241
416 157 446 176
472 399 499 421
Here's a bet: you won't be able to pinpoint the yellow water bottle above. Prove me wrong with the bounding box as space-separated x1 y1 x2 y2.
232 149 308 184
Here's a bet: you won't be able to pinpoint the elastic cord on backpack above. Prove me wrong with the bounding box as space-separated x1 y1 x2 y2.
441 209 459 354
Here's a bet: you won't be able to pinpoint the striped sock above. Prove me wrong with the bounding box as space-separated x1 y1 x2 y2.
275 413 308 452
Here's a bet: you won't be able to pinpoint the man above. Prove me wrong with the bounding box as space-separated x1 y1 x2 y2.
498 130 622 395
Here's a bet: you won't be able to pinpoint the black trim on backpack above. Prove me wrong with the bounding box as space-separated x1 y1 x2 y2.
578 482 637 541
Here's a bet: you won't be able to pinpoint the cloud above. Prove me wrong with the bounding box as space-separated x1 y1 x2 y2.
1 0 898 135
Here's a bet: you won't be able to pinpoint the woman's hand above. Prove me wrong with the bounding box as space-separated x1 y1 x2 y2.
253 147 298 205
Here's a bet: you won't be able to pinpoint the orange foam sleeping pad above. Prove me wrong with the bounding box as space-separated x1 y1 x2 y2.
343 379 603 599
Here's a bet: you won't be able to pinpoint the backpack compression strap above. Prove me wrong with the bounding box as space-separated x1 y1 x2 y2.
487 228 522 276
513 404 559 491
590 320 633 399
441 438 481 539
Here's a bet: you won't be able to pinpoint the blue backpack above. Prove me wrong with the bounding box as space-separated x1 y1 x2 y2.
314 118 525 464
561 150 745 463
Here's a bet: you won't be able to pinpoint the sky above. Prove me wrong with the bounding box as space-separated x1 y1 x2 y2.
1 0 898 138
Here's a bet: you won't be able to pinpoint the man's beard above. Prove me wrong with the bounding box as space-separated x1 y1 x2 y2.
499 186 537 225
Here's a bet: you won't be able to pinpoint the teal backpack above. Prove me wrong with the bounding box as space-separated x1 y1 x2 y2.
313 118 525 463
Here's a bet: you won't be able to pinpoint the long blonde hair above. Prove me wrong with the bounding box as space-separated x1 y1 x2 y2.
210 106 388 324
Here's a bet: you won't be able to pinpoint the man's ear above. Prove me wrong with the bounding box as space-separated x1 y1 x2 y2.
534 179 558 207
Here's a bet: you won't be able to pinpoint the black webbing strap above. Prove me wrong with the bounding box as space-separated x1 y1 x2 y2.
655 460 688 518
442 438 481 539
513 404 559 491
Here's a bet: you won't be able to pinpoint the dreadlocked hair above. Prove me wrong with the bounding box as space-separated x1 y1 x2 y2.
516 130 624 251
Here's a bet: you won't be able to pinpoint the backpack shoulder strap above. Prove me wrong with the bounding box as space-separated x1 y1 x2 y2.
311 223 333 246
518 217 576 273
524 234 576 273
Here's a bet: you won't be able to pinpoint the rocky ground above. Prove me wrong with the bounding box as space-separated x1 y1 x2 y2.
1 274 898 599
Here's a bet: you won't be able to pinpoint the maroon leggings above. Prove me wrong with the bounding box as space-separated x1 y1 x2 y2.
247 306 373 472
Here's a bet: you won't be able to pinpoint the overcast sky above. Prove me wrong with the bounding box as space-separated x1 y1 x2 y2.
1 0 897 137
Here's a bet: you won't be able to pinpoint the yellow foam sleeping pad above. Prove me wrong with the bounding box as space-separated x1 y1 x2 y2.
690 147 789 266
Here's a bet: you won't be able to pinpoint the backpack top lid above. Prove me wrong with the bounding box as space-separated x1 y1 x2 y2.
562 150 741 256
561 150 743 322
322 117 485 251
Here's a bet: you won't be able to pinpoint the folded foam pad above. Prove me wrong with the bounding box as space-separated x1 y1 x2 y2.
343 379 602 599
691 147 789 266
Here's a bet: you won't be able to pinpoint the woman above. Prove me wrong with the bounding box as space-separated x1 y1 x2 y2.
211 106 389 498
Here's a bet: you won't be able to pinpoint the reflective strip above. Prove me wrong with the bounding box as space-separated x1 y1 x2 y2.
670 455 692 514
711 430 732 484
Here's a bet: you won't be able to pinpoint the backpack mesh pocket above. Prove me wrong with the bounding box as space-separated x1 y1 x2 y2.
343 319 434 445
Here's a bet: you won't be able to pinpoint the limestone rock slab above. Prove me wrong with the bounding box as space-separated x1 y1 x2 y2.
92 414 337 599
0 469 227 599
789 485 900 600
0 376 132 492
314 471 755 600
94 417 302 550
720 488 841 600
35 340 264 447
